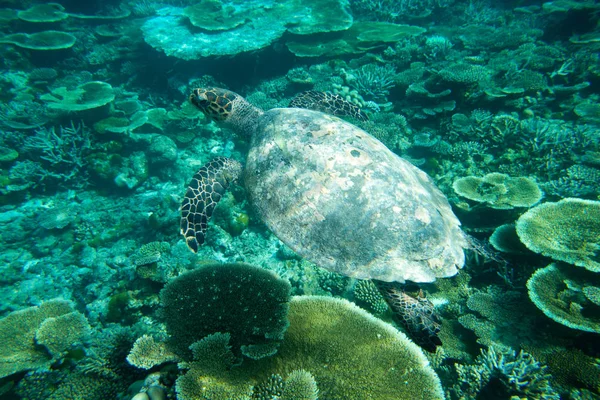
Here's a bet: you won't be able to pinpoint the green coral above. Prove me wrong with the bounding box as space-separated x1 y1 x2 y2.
35 312 90 358
527 263 600 333
0 30 76 50
38 205 76 230
489 224 529 254
175 296 444 400
126 335 179 370
438 64 491 84
0 146 18 163
40 81 115 112
251 374 284 400
353 279 389 314
453 346 559 399
315 268 349 296
183 0 248 31
574 102 600 122
286 21 425 57
249 370 317 400
281 370 318 400
0 300 89 378
160 262 291 359
516 198 600 272
143 0 352 59
582 286 600 306
17 3 68 23
130 241 170 267
453 172 542 209
457 287 537 351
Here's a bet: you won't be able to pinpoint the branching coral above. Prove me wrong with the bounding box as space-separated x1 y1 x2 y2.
348 64 397 102
21 121 91 187
353 279 389 314
453 346 559 399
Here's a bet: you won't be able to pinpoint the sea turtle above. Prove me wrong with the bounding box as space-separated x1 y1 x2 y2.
180 88 468 351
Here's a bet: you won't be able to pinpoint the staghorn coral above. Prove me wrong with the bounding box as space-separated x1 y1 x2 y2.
23 122 91 185
452 346 559 399
349 0 454 20
347 64 397 102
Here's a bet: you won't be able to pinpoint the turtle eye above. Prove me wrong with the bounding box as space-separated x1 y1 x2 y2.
190 93 210 112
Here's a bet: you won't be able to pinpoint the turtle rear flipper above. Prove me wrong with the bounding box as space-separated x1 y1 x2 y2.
180 157 242 252
374 281 442 353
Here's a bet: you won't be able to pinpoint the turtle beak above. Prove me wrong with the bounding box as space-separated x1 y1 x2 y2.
189 89 210 112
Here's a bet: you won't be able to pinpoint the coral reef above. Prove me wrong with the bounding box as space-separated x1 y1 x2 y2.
516 199 600 272
452 346 559 399
453 172 543 210
0 300 89 378
527 263 600 333
175 296 444 400
160 262 291 359
1 0 599 398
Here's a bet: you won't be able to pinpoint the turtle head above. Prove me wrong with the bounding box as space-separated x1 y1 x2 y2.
190 87 263 135
189 87 236 122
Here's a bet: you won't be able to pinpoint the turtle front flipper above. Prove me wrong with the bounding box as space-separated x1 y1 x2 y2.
374 281 442 353
180 157 242 253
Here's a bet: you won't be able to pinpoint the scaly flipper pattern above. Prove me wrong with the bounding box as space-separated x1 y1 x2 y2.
289 91 369 121
374 281 442 353
180 157 242 252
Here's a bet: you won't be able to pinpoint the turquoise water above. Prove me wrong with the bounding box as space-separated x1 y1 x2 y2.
0 1 599 399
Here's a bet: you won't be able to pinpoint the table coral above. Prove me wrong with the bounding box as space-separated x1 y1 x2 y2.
453 172 542 209
0 300 89 378
527 263 600 333
142 0 352 59
516 198 600 272
0 31 76 50
41 81 115 112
